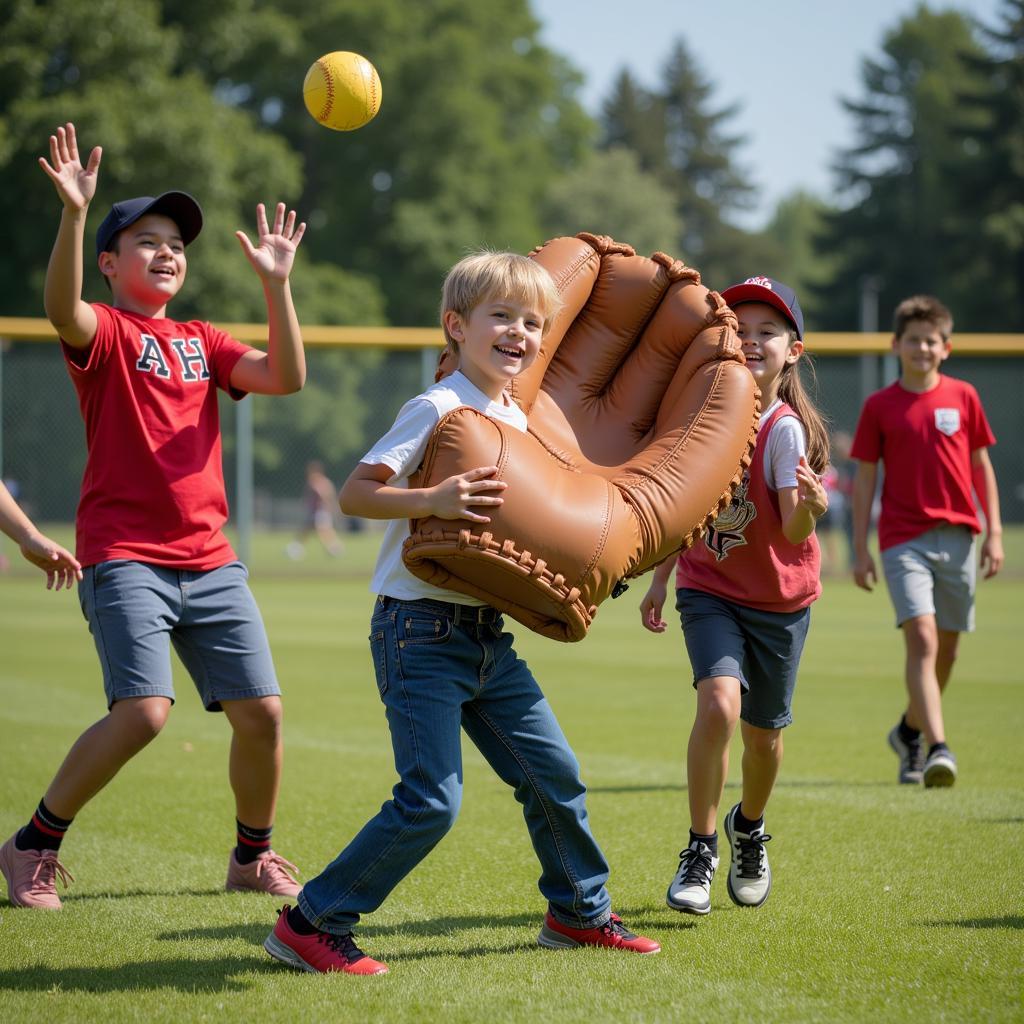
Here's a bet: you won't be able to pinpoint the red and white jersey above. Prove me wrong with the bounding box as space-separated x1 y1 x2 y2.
62 302 252 569
850 375 995 551
677 403 821 613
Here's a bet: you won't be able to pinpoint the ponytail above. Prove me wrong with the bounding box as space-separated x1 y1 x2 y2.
776 355 830 474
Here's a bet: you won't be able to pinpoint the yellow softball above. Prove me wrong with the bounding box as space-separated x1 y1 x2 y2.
303 51 382 131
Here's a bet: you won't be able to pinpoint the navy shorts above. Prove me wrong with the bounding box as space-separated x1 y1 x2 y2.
78 560 280 711
676 588 810 730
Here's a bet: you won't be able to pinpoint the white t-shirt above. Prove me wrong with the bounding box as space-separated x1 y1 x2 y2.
363 370 528 603
760 398 808 491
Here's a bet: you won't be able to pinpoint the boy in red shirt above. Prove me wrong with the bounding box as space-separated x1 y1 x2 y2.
850 295 1003 788
0 122 306 909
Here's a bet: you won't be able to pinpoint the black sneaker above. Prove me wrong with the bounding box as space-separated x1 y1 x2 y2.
723 804 772 908
923 747 957 788
665 840 718 915
888 723 925 784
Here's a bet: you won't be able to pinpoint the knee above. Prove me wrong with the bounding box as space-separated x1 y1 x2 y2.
114 697 170 743
697 685 739 740
903 618 938 658
228 697 283 746
401 784 461 843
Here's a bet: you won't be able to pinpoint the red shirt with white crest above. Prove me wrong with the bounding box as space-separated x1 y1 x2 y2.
850 375 995 551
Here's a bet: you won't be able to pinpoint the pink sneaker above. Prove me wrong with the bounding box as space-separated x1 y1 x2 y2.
225 849 301 897
264 905 388 975
0 833 74 909
538 911 661 954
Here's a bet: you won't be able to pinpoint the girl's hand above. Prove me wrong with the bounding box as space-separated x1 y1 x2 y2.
795 456 828 518
236 202 306 282
428 466 507 523
38 122 102 212
19 533 83 591
639 580 668 633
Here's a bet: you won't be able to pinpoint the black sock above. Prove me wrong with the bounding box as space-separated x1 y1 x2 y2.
732 806 764 835
898 714 921 744
288 905 319 934
235 820 273 865
689 829 718 857
16 799 73 853
928 742 949 757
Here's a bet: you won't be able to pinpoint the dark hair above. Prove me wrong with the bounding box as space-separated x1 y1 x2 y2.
776 341 830 474
892 295 952 340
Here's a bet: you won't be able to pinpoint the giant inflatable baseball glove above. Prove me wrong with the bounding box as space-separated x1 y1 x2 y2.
402 233 759 642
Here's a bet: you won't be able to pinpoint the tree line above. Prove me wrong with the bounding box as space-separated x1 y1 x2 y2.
0 0 1020 502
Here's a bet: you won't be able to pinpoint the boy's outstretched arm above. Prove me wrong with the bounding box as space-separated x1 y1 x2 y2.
39 123 100 348
0 482 82 590
340 462 507 523
971 447 1003 578
851 460 878 591
230 202 307 395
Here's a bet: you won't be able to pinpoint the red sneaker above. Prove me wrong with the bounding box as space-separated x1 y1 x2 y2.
538 911 660 954
264 905 388 975
0 833 74 910
225 849 301 898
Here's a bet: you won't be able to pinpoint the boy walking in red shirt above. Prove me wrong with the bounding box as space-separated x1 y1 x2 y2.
850 295 1003 788
0 122 306 909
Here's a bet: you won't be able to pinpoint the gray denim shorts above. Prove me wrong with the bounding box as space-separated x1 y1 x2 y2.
78 560 280 710
676 588 810 730
881 525 976 632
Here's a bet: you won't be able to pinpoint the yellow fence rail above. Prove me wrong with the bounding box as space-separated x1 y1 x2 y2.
2 317 1023 355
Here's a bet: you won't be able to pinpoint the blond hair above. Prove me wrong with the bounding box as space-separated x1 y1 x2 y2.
440 250 562 354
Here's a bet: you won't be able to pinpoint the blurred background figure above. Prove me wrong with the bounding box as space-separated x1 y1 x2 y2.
818 431 856 574
286 461 344 560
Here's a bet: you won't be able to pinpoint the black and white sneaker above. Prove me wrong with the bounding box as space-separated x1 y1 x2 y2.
665 840 718 916
723 804 772 908
888 723 925 784
923 747 958 788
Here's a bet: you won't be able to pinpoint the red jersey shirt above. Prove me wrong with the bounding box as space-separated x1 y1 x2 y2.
62 302 251 569
676 404 821 613
850 375 995 551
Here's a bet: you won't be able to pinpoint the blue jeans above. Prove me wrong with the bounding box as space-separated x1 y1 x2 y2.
298 596 612 935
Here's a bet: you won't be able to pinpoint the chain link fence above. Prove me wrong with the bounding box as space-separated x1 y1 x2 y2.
2 337 1022 575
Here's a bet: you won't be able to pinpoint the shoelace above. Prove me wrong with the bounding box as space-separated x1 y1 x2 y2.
599 914 638 942
30 852 74 894
320 931 369 965
733 831 772 879
256 851 301 885
676 844 715 887
907 739 925 773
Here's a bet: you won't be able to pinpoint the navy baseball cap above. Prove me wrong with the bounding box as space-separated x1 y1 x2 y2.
721 276 804 340
95 191 203 258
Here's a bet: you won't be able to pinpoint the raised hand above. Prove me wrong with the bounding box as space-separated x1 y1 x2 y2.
38 122 102 211
429 466 507 523
795 456 828 518
236 202 306 282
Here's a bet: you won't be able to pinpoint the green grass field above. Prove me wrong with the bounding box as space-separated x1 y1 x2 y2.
1 530 1022 1023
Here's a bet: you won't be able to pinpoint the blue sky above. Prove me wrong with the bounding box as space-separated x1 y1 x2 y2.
532 0 1005 228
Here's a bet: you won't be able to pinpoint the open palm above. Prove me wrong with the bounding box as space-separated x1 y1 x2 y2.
236 202 306 281
39 122 102 211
